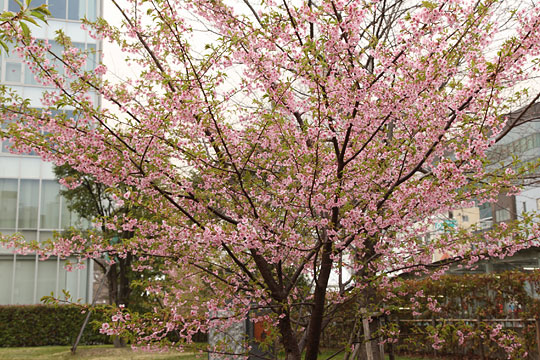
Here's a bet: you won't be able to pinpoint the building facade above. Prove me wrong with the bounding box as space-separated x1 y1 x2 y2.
0 0 101 304
431 103 540 273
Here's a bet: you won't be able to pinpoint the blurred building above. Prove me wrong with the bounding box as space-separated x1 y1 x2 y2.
434 103 540 273
0 0 101 304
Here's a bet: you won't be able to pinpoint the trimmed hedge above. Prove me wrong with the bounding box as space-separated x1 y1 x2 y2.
0 304 112 347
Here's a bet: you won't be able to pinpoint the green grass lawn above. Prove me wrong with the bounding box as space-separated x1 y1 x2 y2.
0 345 203 360
317 348 425 360
0 345 427 360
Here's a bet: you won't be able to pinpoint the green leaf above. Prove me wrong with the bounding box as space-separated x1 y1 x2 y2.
30 9 46 22
422 1 438 9
23 15 38 25
34 4 51 16
0 41 9 55
13 0 23 9
0 11 16 19
20 21 30 37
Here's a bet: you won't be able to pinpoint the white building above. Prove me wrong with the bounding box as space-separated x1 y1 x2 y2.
0 0 101 304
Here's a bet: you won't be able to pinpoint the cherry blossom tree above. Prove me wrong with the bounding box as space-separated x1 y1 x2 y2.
2 0 540 358
0 0 49 52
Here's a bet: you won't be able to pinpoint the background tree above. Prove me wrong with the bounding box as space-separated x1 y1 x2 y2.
2 0 540 358
55 164 156 311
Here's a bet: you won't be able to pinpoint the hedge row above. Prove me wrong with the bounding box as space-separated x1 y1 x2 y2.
0 304 111 347
321 270 540 359
388 271 540 359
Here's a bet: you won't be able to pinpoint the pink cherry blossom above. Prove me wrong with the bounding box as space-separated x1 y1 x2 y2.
1 0 540 358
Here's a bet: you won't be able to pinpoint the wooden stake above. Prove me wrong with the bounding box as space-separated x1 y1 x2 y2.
71 264 111 354
361 308 374 360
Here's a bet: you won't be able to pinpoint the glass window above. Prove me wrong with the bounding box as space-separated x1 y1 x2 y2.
36 259 58 301
68 0 80 20
2 117 14 154
6 0 45 14
40 181 61 229
87 0 96 21
527 135 534 151
5 62 22 82
49 41 64 60
57 259 67 294
5 43 19 60
86 43 96 71
65 259 79 299
13 255 35 304
46 0 89 20
479 203 492 220
0 257 13 304
73 43 85 52
47 41 66 77
8 0 20 12
79 260 88 302
19 230 37 242
24 63 39 85
0 230 15 253
39 231 54 242
18 180 39 229
496 209 511 222
1 139 13 153
0 179 17 229
60 196 73 229
48 0 67 19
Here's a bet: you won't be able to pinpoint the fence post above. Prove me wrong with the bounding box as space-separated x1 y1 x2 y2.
431 318 436 358
477 319 486 360
386 315 395 360
535 318 540 359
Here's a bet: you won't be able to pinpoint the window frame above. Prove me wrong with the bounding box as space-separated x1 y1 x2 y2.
6 0 97 22
1 40 98 87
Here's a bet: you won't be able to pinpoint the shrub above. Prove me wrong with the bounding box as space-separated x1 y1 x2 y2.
0 304 111 347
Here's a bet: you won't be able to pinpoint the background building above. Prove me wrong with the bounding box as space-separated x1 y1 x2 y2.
431 103 540 273
0 0 101 304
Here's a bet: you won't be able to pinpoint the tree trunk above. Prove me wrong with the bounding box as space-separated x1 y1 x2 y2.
278 309 302 360
108 264 118 305
106 264 128 348
118 256 132 307
113 336 127 348
115 257 132 348
305 242 334 360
